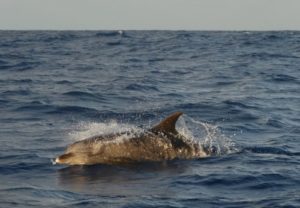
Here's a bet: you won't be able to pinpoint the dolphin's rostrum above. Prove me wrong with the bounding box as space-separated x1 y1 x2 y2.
54 112 211 165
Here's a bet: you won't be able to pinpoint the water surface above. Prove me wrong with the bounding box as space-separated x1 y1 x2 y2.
0 31 299 207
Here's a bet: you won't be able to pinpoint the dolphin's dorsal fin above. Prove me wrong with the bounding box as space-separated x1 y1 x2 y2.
151 112 183 135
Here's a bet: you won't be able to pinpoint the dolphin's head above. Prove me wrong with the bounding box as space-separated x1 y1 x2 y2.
53 142 92 165
53 152 89 165
54 152 74 165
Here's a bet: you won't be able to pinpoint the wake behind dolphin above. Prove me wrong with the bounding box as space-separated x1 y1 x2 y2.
54 112 233 166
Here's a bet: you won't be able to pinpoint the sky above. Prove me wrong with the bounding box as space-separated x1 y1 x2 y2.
1 0 300 30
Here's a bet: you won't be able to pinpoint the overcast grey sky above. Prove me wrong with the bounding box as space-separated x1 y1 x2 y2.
1 0 300 30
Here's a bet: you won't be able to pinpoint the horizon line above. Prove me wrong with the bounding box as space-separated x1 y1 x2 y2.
1 29 299 32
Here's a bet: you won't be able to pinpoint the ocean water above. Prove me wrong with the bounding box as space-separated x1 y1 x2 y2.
0 31 299 207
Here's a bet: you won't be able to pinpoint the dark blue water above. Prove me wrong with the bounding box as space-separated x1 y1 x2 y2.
0 31 299 207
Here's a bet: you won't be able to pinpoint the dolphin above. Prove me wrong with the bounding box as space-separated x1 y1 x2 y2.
54 112 211 165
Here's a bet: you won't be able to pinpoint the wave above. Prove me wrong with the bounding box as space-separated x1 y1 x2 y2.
125 83 159 92
0 154 52 175
0 99 9 104
2 61 41 71
0 62 26 71
269 74 299 83
14 103 52 112
243 146 300 156
13 103 103 119
238 52 299 60
55 80 74 84
173 172 293 195
106 41 122 46
0 186 83 207
62 91 106 101
223 100 259 110
95 31 124 38
38 32 78 42
0 59 8 65
3 89 32 96
263 33 285 41
175 174 257 186
47 105 101 116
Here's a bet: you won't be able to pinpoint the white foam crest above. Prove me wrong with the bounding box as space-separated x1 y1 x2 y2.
68 120 143 143
177 116 238 155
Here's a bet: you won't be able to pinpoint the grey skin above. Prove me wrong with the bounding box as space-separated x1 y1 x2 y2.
54 112 210 166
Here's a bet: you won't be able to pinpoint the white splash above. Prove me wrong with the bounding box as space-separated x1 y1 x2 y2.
68 120 143 143
176 115 238 155
51 158 56 165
